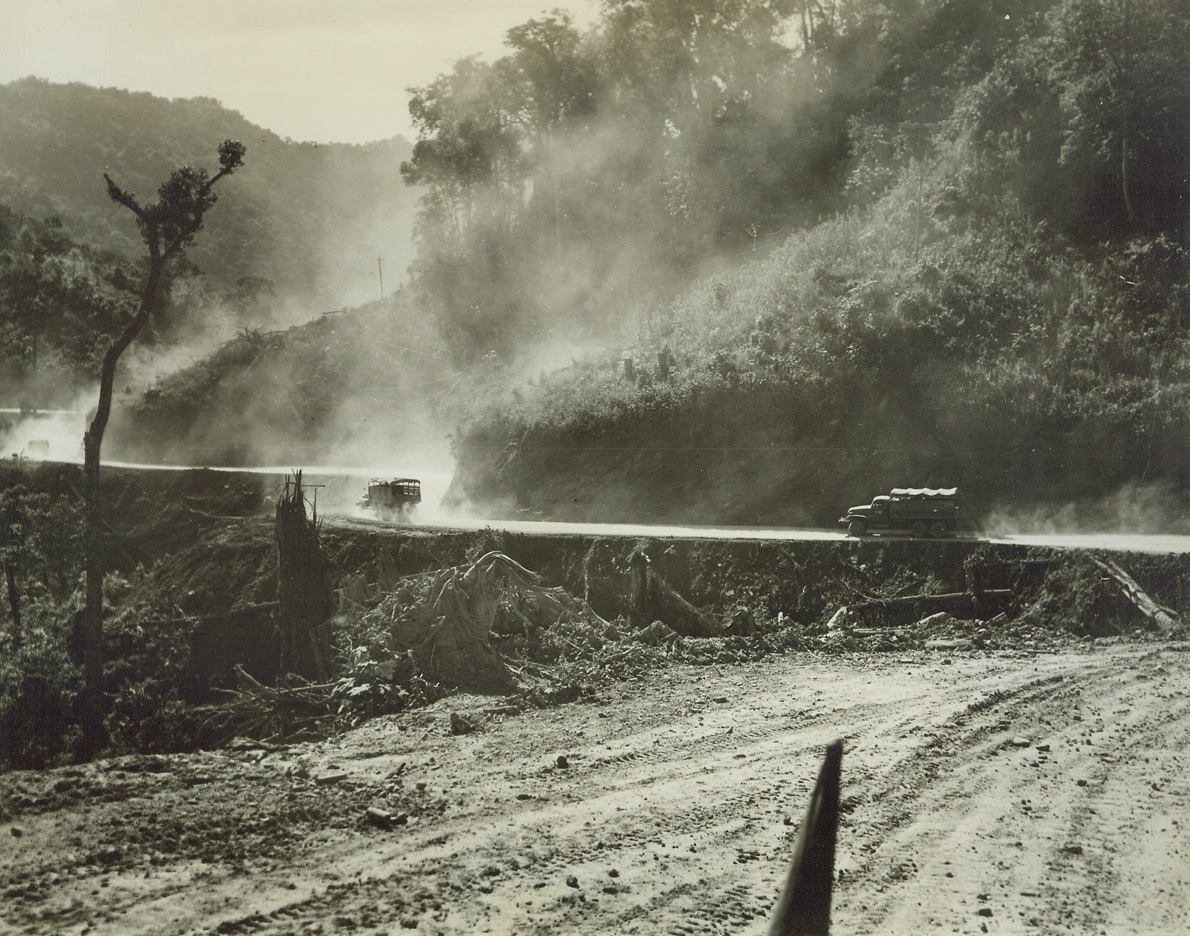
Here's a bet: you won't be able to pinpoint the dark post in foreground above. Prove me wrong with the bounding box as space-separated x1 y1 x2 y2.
768 739 844 936
80 141 245 756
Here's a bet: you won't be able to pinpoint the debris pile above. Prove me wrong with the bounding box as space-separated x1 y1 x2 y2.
197 544 1190 744
819 552 1186 651
362 550 609 694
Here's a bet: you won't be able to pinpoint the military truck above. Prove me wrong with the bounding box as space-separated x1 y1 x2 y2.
839 487 959 537
360 478 421 522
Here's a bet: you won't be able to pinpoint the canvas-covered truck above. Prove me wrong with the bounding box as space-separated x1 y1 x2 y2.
360 478 421 522
839 487 960 537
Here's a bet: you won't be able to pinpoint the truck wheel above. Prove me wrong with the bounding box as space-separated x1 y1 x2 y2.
848 520 867 537
909 521 928 538
929 521 949 537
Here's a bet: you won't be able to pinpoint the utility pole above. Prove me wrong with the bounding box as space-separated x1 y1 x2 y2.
376 256 385 299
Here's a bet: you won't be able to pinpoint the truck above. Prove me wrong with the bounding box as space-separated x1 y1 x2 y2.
359 478 421 522
839 487 960 538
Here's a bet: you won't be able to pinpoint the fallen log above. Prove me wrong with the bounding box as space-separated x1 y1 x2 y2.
1089 557 1179 636
924 637 973 650
630 548 722 638
827 589 1013 629
582 543 721 637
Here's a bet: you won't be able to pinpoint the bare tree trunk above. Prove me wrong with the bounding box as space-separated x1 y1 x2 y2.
80 259 162 757
1120 0 1136 228
80 431 106 755
627 546 722 637
79 140 244 757
4 562 19 649
1121 115 1135 228
2 496 21 648
1089 556 1179 635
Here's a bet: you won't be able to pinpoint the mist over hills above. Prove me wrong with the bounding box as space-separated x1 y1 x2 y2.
0 78 418 313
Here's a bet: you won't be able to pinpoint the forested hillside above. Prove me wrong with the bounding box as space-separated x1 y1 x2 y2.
0 191 311 405
0 205 137 404
414 0 1188 525
107 296 452 470
14 0 1186 529
0 79 418 312
397 0 1186 367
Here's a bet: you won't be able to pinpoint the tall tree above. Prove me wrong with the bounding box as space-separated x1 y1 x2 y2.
1 488 27 647
402 58 530 359
1047 0 1190 239
79 140 245 755
500 11 597 268
402 57 522 245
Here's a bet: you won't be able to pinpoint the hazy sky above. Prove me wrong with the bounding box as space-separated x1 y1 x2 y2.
1 0 599 144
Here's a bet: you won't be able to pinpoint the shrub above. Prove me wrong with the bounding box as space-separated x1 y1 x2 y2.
0 611 81 768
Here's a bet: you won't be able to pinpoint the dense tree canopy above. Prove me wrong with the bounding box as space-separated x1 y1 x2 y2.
400 0 1187 366
0 206 136 398
401 0 846 361
0 201 285 403
417 0 1188 523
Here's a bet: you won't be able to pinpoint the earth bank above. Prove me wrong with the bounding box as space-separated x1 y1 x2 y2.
1 461 1187 758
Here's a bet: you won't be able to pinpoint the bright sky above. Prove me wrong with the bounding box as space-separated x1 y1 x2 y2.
0 0 599 144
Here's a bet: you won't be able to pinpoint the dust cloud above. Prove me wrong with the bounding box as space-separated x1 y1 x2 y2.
0 396 91 463
983 481 1190 537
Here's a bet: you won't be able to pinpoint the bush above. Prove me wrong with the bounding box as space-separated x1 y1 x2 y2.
101 569 206 755
0 613 81 768
105 683 204 755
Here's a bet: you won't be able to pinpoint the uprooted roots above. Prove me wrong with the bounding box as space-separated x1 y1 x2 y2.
371 550 608 695
210 552 609 741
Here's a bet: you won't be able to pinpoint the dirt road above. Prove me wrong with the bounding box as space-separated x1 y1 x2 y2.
3 641 1188 935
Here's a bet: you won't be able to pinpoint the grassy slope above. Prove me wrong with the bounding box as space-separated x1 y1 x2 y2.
449 171 1189 528
109 296 451 467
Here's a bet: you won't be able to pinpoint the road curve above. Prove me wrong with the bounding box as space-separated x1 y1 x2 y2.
25 457 1190 555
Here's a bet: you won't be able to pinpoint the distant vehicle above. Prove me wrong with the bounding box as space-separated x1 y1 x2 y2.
26 439 50 459
360 478 421 522
840 487 960 538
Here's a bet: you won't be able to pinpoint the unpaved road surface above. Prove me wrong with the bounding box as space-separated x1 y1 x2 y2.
3 641 1189 935
86 461 1190 555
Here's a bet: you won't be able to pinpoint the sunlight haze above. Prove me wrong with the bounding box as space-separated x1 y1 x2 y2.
0 0 598 143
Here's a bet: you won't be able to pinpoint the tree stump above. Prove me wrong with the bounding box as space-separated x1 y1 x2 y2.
276 472 332 680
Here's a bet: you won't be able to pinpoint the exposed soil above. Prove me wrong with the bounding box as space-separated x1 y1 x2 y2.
3 640 1189 935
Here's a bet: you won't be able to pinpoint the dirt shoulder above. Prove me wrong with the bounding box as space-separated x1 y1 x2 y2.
3 640 1188 936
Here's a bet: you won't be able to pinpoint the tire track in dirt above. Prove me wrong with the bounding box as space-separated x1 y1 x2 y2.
834 668 1094 932
4 646 1187 935
5 660 924 935
834 647 1190 935
206 656 1071 935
